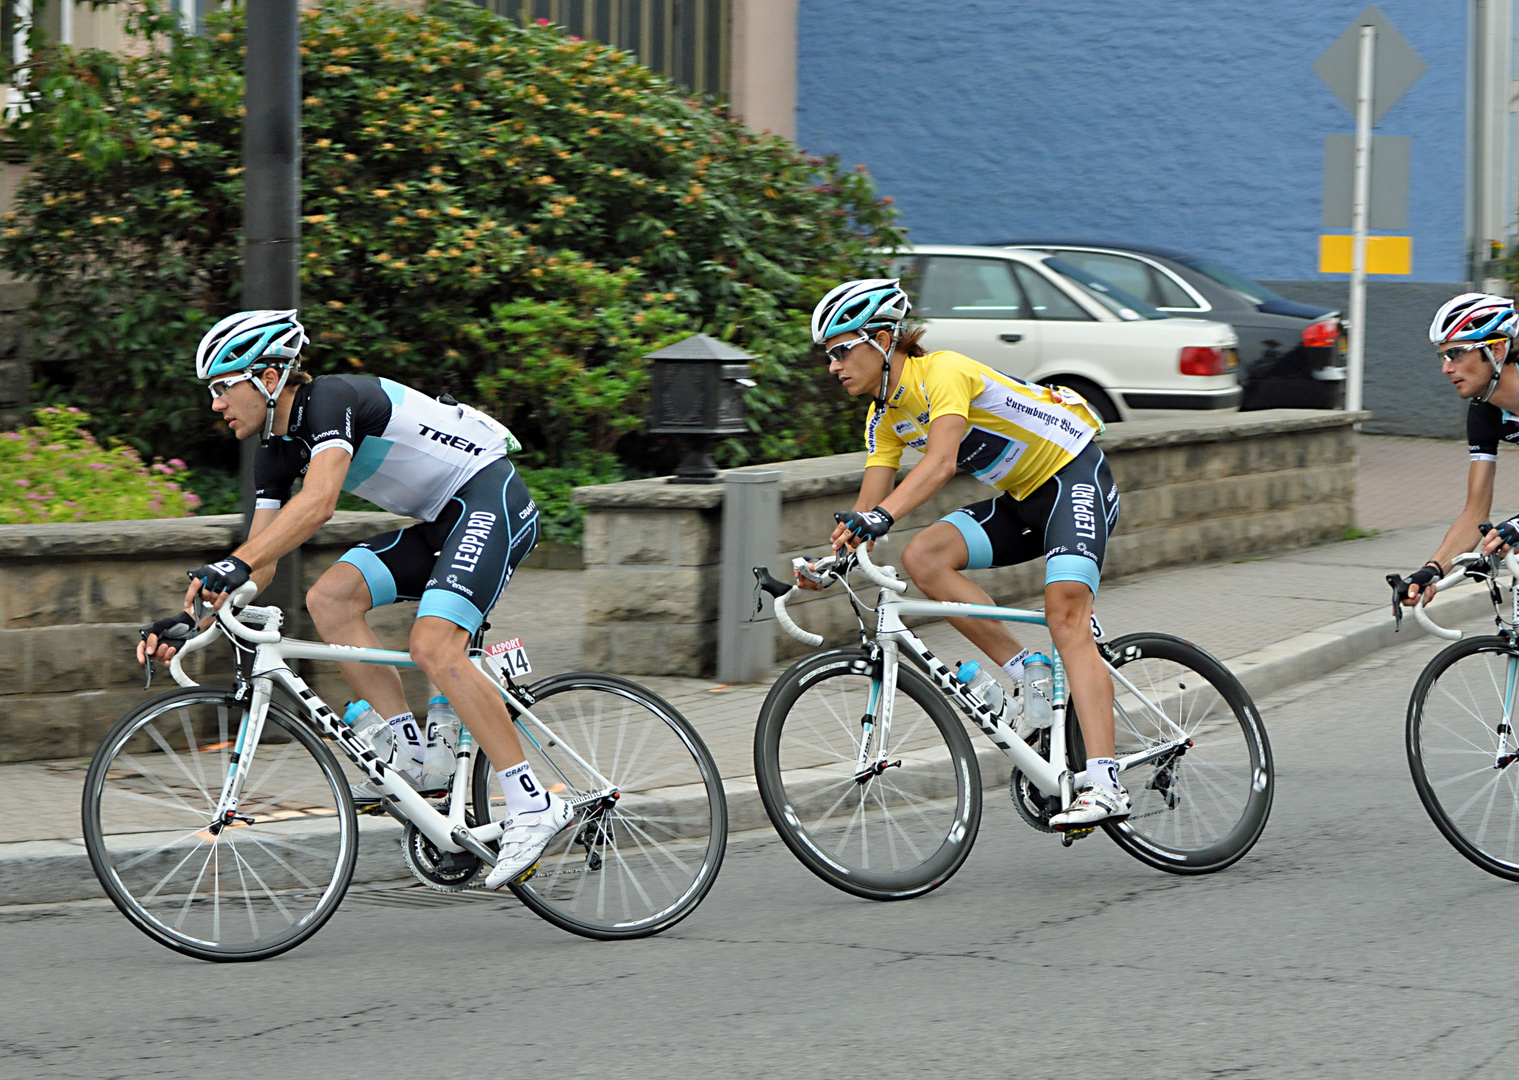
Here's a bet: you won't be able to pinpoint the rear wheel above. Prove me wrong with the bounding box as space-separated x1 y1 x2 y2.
1069 633 1272 873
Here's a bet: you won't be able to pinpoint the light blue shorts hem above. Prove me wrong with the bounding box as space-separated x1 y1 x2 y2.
942 511 994 570
338 548 398 607
1046 553 1101 595
417 590 484 634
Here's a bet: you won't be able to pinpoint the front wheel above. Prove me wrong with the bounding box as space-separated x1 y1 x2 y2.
473 673 727 939
81 687 358 962
754 649 982 901
1407 635 1519 880
1069 633 1273 874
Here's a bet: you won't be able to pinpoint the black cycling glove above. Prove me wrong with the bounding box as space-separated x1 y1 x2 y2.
835 506 895 542
1404 562 1443 593
188 555 252 596
1494 517 1519 548
140 611 197 648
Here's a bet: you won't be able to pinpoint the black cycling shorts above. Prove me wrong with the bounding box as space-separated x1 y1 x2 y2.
940 441 1119 594
337 456 538 634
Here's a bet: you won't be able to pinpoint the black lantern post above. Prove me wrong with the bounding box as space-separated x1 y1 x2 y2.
645 334 756 484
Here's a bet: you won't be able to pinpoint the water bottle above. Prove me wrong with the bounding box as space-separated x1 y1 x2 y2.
422 695 461 790
954 661 1005 719
1024 653 1054 729
343 700 395 763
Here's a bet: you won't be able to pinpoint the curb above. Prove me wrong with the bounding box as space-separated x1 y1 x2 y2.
0 586 1494 906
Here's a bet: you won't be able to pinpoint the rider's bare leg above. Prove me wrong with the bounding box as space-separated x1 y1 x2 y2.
409 616 525 771
900 522 1024 666
1045 580 1113 759
305 562 408 719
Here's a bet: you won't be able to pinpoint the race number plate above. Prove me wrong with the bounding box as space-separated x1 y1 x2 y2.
485 637 532 678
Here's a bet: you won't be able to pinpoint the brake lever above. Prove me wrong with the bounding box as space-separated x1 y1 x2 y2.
1386 573 1406 632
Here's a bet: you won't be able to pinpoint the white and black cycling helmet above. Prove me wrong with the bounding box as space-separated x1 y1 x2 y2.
812 278 913 404
195 310 308 443
1430 292 1519 403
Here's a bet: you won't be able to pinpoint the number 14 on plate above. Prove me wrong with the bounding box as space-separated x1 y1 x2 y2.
485 637 532 679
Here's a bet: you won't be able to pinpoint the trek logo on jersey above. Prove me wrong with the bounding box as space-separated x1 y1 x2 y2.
418 424 488 455
450 511 496 573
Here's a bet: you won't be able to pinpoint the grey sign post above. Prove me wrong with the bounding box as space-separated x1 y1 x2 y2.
717 471 780 683
1314 5 1425 415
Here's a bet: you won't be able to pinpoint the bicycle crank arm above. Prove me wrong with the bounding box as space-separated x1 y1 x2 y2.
450 826 499 867
565 787 618 811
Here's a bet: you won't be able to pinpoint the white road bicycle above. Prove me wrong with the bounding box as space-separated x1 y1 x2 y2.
1396 540 1519 881
751 542 1273 900
81 581 727 962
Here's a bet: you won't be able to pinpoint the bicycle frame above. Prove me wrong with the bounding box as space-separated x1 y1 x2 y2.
775 546 1192 808
166 584 617 865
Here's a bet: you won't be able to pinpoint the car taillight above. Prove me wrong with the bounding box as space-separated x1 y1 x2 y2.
1179 346 1226 376
1302 320 1339 349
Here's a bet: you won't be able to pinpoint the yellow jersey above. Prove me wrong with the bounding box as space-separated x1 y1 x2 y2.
863 351 1105 500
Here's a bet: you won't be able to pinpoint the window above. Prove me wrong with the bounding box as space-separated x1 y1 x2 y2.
1011 263 1092 321
916 257 1027 319
1149 266 1196 308
1059 252 1152 302
487 0 729 96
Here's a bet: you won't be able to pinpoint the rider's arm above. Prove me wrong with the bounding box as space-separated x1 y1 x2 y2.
232 446 352 572
1407 458 1495 604
878 413 966 521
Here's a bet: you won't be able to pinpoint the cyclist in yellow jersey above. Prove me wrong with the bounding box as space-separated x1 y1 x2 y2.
804 279 1126 829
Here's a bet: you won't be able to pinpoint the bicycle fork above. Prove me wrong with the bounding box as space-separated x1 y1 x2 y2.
1497 655 1519 771
856 640 902 783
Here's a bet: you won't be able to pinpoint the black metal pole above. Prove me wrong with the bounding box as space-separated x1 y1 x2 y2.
241 0 302 620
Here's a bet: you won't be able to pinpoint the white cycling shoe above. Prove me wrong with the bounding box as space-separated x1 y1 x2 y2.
1050 785 1131 831
485 793 576 890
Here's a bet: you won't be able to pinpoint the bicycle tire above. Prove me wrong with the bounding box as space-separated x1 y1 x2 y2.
82 686 358 962
753 648 982 901
472 672 727 939
1068 633 1273 874
1407 635 1519 880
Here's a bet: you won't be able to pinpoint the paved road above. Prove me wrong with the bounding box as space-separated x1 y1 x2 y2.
4 632 1516 1079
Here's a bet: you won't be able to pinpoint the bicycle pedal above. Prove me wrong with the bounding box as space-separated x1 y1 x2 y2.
511 860 540 886
1059 827 1095 846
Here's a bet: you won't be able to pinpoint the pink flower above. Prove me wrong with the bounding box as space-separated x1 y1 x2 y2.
152 463 173 474
535 16 549 24
184 493 202 509
66 407 80 413
88 462 108 470
167 458 186 469
43 444 64 451
13 479 28 487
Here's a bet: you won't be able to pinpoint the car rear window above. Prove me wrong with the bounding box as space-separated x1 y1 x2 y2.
1177 257 1288 306
915 257 1028 319
1043 257 1167 320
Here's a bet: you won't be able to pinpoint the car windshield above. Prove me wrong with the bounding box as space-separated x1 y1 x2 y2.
1176 256 1287 306
1043 257 1168 321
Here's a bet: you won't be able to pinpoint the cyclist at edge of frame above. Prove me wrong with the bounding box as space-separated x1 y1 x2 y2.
135 309 572 890
1394 293 1519 608
799 278 1126 830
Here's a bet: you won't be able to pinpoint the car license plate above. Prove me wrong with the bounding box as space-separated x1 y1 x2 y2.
485 637 532 678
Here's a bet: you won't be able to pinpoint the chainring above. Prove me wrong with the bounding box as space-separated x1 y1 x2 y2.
401 820 485 892
1009 729 1059 833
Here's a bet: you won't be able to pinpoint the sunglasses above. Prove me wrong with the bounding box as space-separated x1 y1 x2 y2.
825 334 872 365
1438 342 1501 363
207 371 259 400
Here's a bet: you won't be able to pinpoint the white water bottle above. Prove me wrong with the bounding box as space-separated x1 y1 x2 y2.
343 700 396 762
954 661 1005 718
1024 653 1054 729
422 695 461 790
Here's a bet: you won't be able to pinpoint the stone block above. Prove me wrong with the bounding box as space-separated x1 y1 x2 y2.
24 624 138 694
0 688 146 762
591 508 719 568
581 514 611 566
86 558 215 625
580 566 718 621
0 565 86 628
0 628 25 689
583 621 715 677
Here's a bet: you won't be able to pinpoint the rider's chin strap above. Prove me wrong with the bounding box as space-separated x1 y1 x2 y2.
867 329 902 409
1475 343 1505 404
258 364 296 445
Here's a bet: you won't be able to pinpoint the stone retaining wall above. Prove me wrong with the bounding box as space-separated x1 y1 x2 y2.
0 511 432 763
573 409 1365 676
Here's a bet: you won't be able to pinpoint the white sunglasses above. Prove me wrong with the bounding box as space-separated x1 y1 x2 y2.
207 371 260 400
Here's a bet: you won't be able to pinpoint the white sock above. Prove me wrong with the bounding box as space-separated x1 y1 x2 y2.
387 711 425 768
1002 649 1032 682
1087 757 1120 794
498 761 552 816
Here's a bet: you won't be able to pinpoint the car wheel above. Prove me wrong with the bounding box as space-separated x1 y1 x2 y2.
1040 376 1120 424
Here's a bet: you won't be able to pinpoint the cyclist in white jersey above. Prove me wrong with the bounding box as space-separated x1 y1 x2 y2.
136 311 572 888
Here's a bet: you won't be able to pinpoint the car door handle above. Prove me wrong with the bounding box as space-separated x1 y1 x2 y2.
999 333 1023 343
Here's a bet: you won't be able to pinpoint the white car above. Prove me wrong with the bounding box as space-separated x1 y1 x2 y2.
890 245 1241 422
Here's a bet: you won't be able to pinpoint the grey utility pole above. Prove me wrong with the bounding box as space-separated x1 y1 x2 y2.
240 0 302 619
240 0 301 530
1346 23 1375 415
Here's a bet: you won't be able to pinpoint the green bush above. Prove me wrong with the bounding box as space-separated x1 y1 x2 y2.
1 0 901 538
0 406 200 523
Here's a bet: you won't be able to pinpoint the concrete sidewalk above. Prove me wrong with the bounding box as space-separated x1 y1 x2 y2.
4 434 1516 905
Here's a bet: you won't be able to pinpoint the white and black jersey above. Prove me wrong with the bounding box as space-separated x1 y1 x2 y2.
254 375 517 522
1467 399 1519 463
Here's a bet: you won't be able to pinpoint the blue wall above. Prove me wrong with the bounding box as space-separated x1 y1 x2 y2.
796 1 1466 282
